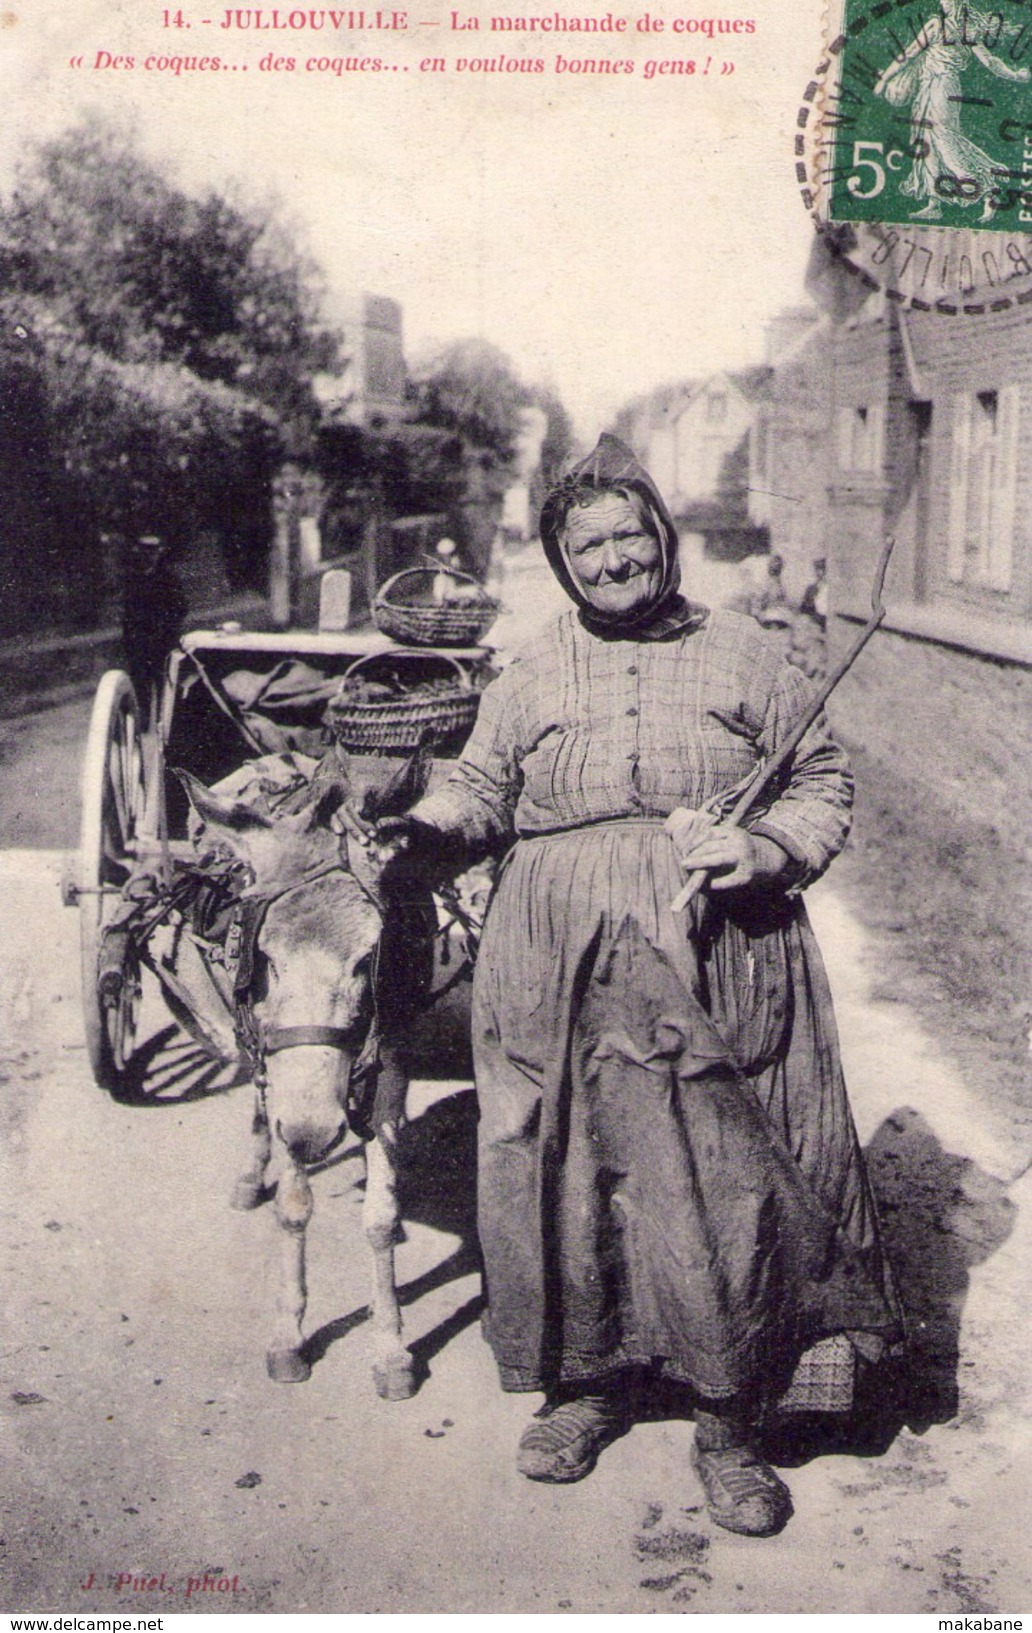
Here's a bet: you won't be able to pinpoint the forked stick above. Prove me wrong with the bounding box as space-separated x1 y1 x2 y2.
670 535 895 915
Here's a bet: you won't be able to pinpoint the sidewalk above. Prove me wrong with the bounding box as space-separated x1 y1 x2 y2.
0 591 273 719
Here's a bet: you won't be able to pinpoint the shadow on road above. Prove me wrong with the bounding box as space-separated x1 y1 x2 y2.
762 1103 1016 1468
864 1105 1016 1428
302 1088 483 1385
113 1023 246 1104
407 984 475 1082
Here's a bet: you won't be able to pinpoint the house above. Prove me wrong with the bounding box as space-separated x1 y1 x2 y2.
826 286 1032 663
611 381 698 500
747 307 832 602
666 366 772 514
762 247 1032 865
315 292 407 429
759 268 1032 650
612 368 772 520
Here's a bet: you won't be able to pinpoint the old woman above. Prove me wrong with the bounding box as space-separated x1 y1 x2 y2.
379 435 900 1537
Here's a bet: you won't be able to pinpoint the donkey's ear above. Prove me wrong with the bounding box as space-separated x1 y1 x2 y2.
173 768 275 835
362 736 434 822
299 750 354 831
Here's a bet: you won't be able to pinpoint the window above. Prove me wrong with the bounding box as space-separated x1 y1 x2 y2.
706 392 727 424
946 385 1019 591
835 403 885 473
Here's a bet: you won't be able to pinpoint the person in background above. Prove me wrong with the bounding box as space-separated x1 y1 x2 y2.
431 536 481 604
757 551 788 615
376 435 901 1538
432 537 459 603
800 557 828 630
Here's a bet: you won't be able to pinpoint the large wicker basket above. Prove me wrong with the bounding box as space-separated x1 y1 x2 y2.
325 649 481 752
372 566 500 648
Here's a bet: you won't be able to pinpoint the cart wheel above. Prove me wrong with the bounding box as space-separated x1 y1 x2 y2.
78 671 146 1092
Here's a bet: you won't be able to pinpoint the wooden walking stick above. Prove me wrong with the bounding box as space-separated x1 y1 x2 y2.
670 535 895 915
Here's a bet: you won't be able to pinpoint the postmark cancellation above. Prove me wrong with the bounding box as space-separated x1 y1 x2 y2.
800 0 1032 310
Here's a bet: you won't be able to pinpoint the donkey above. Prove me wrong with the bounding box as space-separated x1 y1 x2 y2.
179 746 445 1399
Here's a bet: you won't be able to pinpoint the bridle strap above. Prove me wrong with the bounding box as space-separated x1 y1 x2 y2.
263 1025 356 1055
227 866 364 1081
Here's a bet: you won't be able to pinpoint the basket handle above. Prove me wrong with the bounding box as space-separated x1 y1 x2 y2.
342 648 473 691
377 565 489 603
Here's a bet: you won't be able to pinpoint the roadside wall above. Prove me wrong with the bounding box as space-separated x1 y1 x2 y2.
826 613 1032 1107
827 617 1032 862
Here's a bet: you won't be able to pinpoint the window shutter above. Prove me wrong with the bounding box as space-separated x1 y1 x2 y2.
868 403 886 473
836 406 853 470
947 393 971 582
988 383 1019 592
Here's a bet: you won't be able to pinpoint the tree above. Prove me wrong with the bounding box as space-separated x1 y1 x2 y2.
0 115 340 438
527 382 575 522
410 338 528 464
0 116 342 629
406 340 530 577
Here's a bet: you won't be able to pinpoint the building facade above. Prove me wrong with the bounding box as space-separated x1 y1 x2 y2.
818 297 1031 673
748 308 832 602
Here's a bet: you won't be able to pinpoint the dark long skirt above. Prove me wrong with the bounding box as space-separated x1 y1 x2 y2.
472 820 901 1408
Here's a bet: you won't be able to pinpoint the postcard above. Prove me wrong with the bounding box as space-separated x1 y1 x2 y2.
1 0 1029 1618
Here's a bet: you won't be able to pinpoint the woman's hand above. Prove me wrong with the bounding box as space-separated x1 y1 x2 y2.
673 823 791 891
664 806 718 859
371 814 438 869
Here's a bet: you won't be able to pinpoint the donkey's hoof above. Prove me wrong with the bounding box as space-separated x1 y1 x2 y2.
231 1179 265 1211
266 1347 311 1383
373 1351 416 1400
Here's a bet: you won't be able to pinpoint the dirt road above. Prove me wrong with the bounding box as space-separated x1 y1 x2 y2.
2 840 1030 1615
3 563 1030 1613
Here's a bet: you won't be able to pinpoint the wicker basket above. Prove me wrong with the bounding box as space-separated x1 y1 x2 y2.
325 650 481 752
372 566 500 648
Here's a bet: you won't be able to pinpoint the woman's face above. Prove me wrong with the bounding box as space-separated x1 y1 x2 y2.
562 494 664 618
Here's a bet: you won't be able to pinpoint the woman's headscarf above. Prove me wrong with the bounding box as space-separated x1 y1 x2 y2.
539 433 706 639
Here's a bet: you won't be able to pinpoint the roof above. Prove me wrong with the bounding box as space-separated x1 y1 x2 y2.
726 364 774 402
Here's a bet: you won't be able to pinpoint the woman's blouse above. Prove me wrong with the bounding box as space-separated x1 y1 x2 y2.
417 606 853 885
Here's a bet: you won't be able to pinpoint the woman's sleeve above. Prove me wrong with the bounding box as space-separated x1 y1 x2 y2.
744 644 854 889
409 660 527 859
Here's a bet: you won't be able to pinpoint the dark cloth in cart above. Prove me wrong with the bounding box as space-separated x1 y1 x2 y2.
221 662 340 756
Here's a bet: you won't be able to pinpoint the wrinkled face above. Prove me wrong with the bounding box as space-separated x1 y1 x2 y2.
562 493 664 619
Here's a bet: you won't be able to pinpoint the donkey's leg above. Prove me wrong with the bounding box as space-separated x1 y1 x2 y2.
266 1148 314 1383
231 1089 272 1212
365 1119 415 1400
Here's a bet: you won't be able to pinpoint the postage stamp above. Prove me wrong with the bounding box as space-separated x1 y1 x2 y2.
799 0 1032 309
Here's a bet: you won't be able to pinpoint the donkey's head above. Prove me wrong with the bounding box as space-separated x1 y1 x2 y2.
178 746 433 1162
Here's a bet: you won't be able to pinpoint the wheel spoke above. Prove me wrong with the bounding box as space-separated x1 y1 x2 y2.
99 851 130 889
122 710 142 837
80 671 146 1092
100 814 131 886
108 960 140 1072
108 736 130 846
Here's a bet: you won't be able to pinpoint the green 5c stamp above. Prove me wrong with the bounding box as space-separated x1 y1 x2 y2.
800 1 1032 307
828 0 1032 228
